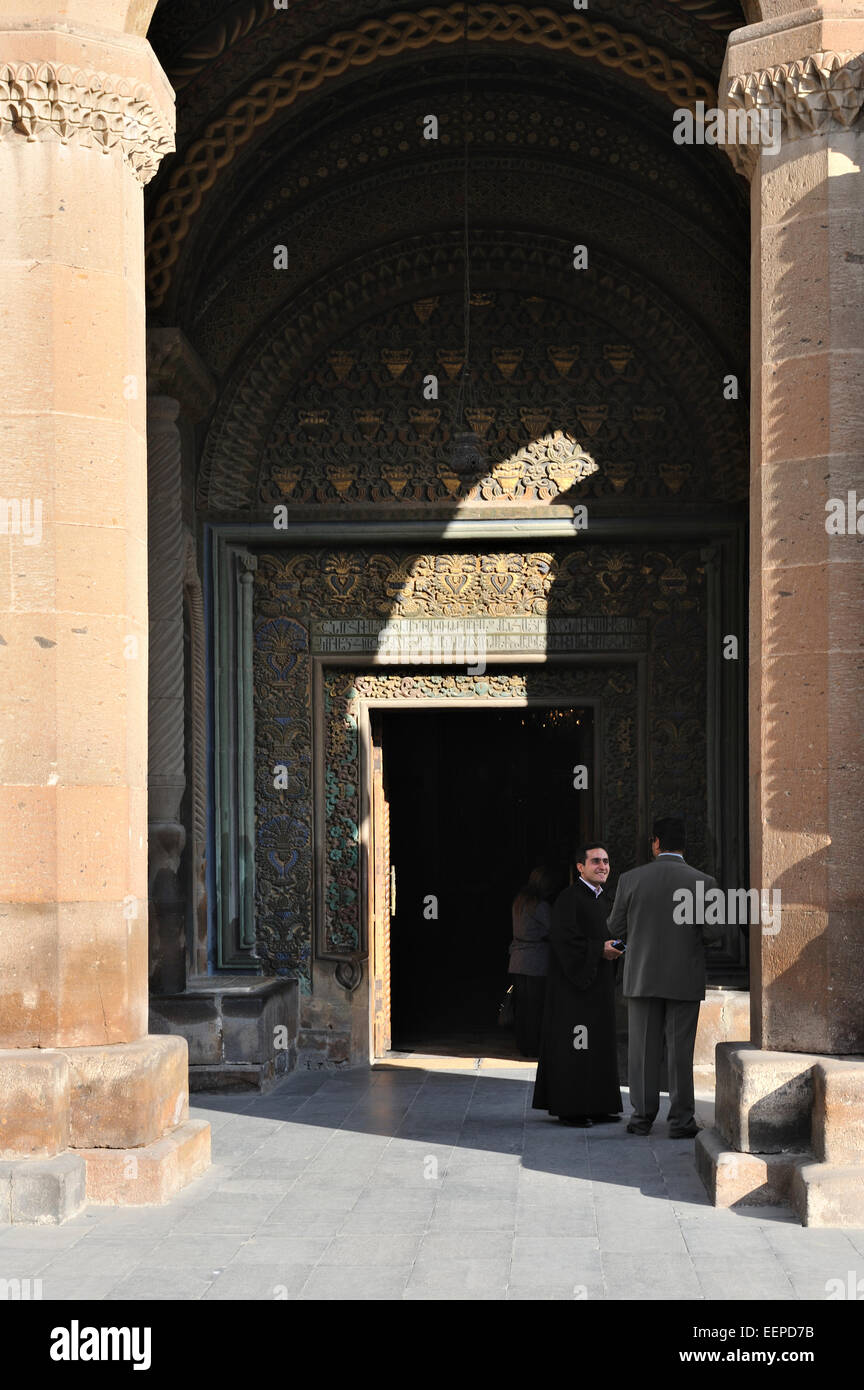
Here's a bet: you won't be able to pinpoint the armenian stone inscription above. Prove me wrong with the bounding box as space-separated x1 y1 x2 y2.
311 616 648 656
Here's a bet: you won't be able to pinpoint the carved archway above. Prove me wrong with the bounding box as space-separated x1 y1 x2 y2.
162 0 746 93
145 3 720 305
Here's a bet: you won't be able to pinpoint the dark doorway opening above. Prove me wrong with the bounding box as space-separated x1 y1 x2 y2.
381 703 594 1054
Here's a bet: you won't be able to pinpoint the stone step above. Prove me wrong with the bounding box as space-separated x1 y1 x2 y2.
0 1152 87 1225
791 1162 864 1228
79 1119 211 1206
695 1126 808 1210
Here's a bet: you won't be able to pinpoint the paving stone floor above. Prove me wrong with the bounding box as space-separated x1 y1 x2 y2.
2 1061 862 1301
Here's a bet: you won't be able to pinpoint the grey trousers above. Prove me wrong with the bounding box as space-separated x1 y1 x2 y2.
627 997 701 1129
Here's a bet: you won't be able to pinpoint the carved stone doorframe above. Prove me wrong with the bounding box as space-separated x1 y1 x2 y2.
209 516 746 997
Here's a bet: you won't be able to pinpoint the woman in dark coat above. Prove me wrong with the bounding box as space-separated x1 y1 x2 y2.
532 843 623 1126
508 866 564 1058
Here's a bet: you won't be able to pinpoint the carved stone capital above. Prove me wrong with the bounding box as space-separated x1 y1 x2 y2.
723 50 864 171
147 326 217 422
0 60 174 183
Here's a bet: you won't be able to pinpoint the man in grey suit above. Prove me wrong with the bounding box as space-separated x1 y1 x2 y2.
606 816 719 1138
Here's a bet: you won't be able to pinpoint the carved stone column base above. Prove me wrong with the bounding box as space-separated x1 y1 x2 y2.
0 1035 190 1156
0 1034 207 1220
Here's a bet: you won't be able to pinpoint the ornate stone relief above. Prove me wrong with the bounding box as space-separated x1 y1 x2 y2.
191 154 744 386
200 234 747 511
727 51 864 142
155 0 737 99
255 287 711 507
0 62 174 184
145 4 716 304
252 544 708 978
188 79 739 320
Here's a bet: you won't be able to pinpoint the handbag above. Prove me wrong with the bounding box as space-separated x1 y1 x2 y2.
497 983 516 1028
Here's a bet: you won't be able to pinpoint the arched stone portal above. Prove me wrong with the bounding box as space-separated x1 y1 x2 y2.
1 0 861 1226
143 2 752 1086
147 0 864 1225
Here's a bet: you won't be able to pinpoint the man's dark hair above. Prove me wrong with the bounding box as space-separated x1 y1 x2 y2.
575 841 609 869
652 817 686 853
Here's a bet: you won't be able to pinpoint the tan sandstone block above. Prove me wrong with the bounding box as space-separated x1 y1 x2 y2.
813 1059 864 1165
52 617 140 785
0 1049 69 1158
759 217 828 364
0 413 141 532
0 8 168 48
791 1162 864 1228
59 1035 188 1148
761 562 830 659
824 652 864 769
81 1119 211 1206
819 929 864 1056
53 525 131 619
759 652 829 767
127 784 148 892
716 1043 818 1152
0 265 115 421
0 141 129 277
757 141 829 229
696 1127 806 1208
56 785 130 899
759 911 858 1055
0 903 59 1046
759 455 864 571
54 900 148 1046
0 539 10 611
756 768 829 844
53 269 140 425
7 521 56 614
0 785 57 899
761 355 829 463
726 13 864 81
825 783 864 907
829 209 864 352
0 645 58 785
51 418 133 528
694 991 751 1066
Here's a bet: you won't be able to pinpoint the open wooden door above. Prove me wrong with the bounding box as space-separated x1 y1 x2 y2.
370 713 392 1057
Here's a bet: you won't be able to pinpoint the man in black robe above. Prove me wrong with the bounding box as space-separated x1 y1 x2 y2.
532 843 623 1127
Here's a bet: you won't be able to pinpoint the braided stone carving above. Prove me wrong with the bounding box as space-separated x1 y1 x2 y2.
167 0 740 90
145 4 715 305
0 62 174 184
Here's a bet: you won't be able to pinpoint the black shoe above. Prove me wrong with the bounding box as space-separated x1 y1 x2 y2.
559 1115 593 1128
626 1121 652 1136
669 1123 700 1139
590 1114 621 1124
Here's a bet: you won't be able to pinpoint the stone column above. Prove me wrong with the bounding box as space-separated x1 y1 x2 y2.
0 5 209 1220
697 4 864 1226
146 329 215 996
